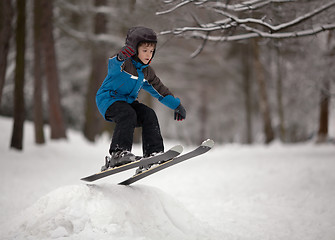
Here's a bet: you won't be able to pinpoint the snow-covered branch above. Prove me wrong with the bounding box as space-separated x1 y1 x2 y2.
157 0 293 15
55 0 122 45
160 20 236 35
187 23 335 42
56 21 122 45
211 0 335 32
157 0 335 43
156 0 193 15
205 0 294 12
56 0 117 15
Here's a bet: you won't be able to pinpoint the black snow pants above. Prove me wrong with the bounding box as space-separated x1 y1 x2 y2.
105 100 164 157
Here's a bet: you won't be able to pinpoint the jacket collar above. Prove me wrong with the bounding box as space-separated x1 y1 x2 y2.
131 57 148 70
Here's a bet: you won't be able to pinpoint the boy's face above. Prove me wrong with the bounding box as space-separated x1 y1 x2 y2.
137 44 155 65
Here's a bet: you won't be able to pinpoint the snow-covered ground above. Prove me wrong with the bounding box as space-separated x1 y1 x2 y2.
1 116 335 240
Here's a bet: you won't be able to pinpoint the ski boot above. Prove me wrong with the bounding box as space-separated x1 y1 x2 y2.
135 151 163 175
101 150 135 171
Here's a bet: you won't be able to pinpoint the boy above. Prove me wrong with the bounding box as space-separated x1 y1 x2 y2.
96 26 186 171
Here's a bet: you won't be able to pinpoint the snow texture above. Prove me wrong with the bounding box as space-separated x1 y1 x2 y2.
2 184 213 240
1 116 335 240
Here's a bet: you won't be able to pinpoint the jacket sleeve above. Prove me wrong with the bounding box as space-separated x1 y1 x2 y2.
107 56 125 77
142 66 180 110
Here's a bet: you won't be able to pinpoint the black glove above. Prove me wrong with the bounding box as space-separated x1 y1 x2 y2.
117 45 135 61
174 104 186 121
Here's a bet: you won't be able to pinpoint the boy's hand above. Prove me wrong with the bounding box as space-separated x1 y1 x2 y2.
174 104 186 121
117 45 135 61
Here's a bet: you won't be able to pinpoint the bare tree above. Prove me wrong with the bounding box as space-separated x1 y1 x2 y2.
0 0 14 106
10 0 26 150
240 41 253 144
317 77 330 143
274 42 286 142
33 0 45 144
40 0 67 139
83 0 108 142
253 38 274 143
158 0 335 48
316 31 333 143
55 0 124 142
157 0 335 144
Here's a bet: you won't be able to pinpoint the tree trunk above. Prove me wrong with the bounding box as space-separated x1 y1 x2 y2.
241 42 253 144
275 43 286 142
129 0 136 12
253 38 274 144
0 0 13 106
316 31 333 143
199 84 208 143
40 0 67 139
83 0 107 142
316 79 330 143
33 0 45 144
10 0 26 150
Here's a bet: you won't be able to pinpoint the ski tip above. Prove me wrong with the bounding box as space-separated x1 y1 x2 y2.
80 177 91 182
170 144 183 154
201 139 215 148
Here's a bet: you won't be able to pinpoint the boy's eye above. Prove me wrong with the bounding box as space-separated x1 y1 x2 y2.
141 48 154 54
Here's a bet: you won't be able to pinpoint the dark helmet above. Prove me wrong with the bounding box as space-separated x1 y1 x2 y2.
125 26 157 52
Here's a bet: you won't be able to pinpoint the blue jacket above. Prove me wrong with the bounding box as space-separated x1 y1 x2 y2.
96 56 180 119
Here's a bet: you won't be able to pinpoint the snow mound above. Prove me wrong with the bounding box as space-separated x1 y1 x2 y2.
2 184 215 240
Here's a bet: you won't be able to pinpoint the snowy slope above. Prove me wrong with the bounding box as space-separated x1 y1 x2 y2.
2 184 216 240
1 116 335 240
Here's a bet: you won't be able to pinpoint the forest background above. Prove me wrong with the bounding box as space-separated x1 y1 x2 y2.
1 0 335 151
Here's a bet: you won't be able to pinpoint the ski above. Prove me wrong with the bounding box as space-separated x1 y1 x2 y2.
80 145 183 182
119 139 214 185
